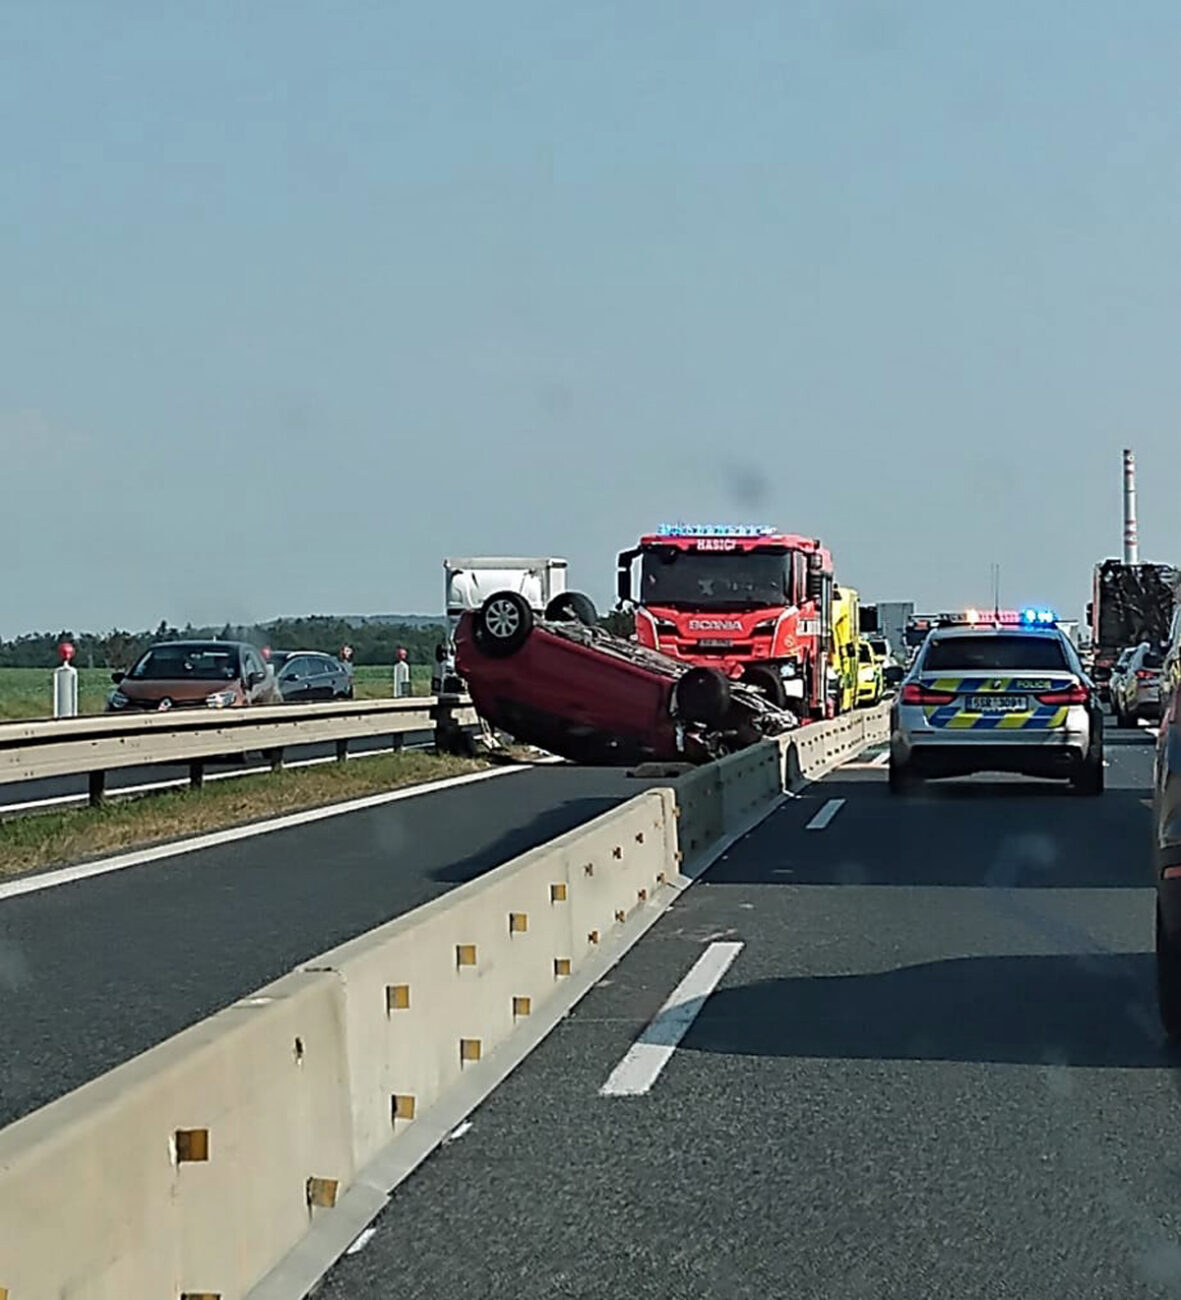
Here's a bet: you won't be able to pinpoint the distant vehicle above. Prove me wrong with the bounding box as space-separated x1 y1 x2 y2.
890 613 1103 795
1087 559 1178 698
855 640 884 707
456 589 797 765
270 651 354 703
865 635 892 663
107 641 280 712
1111 642 1164 725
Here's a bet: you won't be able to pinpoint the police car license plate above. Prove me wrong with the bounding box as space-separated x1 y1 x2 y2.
967 694 1025 713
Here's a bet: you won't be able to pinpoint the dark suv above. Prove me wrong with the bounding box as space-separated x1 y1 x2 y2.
455 590 796 765
107 641 281 712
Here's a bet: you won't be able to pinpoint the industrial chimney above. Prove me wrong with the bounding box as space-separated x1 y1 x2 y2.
1123 448 1139 564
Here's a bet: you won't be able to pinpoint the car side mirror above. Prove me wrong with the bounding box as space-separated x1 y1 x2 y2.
248 670 265 687
111 671 125 684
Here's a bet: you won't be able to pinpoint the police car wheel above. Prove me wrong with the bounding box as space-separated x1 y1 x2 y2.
1070 745 1104 796
1157 901 1181 1042
475 592 534 657
888 757 917 795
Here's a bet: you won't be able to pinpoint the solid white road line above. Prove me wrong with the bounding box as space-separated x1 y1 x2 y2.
599 941 744 1097
0 764 528 902
804 797 845 830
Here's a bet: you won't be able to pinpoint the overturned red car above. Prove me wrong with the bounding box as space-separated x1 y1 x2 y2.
455 590 797 765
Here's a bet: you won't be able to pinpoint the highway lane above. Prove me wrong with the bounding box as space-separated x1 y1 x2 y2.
0 762 674 1127
320 722 1178 1300
0 729 430 812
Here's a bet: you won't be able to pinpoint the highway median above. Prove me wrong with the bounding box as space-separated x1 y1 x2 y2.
0 749 489 879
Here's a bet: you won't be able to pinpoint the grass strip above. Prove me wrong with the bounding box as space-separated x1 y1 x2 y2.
0 749 488 879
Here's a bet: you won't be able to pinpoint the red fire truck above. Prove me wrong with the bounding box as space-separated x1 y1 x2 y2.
616 524 836 718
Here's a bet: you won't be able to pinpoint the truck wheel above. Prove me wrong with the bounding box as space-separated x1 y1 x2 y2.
474 591 534 657
544 591 598 626
674 667 732 728
741 665 787 709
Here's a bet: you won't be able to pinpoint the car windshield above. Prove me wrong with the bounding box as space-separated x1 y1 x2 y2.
269 652 291 670
859 643 874 663
129 645 240 681
638 547 792 610
923 634 1069 671
868 639 887 656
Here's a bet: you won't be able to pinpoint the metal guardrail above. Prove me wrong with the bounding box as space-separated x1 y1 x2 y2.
0 695 479 805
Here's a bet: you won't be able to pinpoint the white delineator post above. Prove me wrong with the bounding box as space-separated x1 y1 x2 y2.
1123 447 1139 564
53 640 79 718
393 652 411 698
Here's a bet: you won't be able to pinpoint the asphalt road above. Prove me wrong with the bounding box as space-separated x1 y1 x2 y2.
0 762 671 1127
320 720 1181 1300
0 730 428 811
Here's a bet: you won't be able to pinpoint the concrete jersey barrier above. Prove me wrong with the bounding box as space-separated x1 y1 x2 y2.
0 703 886 1300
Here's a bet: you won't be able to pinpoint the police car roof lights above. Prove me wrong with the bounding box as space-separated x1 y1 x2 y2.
655 523 775 538
938 607 1059 629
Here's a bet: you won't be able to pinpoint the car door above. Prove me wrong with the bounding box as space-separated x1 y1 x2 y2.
279 655 314 702
307 655 337 700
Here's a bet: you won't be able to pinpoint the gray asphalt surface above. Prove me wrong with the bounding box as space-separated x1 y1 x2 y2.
0 730 426 810
0 762 670 1126
321 720 1180 1300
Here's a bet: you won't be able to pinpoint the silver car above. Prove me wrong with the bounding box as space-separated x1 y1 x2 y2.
890 621 1104 794
1111 641 1164 726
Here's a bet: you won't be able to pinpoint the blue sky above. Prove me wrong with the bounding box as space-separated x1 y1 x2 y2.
3 1 1181 634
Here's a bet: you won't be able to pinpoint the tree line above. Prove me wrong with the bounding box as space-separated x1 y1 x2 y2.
0 617 447 669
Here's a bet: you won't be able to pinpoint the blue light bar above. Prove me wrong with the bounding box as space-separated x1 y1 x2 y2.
655 523 775 538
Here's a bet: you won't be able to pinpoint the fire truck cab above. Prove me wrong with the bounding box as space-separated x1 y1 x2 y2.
617 523 836 719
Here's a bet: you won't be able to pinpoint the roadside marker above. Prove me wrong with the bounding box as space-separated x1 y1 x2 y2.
599 941 743 1096
805 798 845 831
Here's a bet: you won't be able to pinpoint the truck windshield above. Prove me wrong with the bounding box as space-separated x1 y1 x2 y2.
639 548 792 610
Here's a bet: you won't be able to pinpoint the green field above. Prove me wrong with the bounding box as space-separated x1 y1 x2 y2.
0 663 433 721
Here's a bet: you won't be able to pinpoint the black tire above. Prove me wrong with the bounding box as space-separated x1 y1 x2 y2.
674 667 732 728
888 756 918 795
741 664 788 709
1071 742 1104 796
544 591 598 626
474 591 534 658
1157 900 1181 1041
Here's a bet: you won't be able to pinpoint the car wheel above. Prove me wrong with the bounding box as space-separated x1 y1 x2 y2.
674 667 732 728
1157 900 1181 1041
888 757 918 795
1070 742 1104 795
741 664 787 709
474 591 535 657
544 591 598 625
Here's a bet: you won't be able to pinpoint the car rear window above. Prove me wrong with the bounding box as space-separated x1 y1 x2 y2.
923 634 1069 671
1143 649 1164 668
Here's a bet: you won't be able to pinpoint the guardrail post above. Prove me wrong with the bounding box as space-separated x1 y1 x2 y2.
335 739 348 763
88 770 105 808
269 747 284 773
391 732 405 753
189 760 204 791
432 693 473 757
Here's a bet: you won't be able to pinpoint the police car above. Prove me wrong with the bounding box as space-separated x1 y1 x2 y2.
889 609 1104 795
